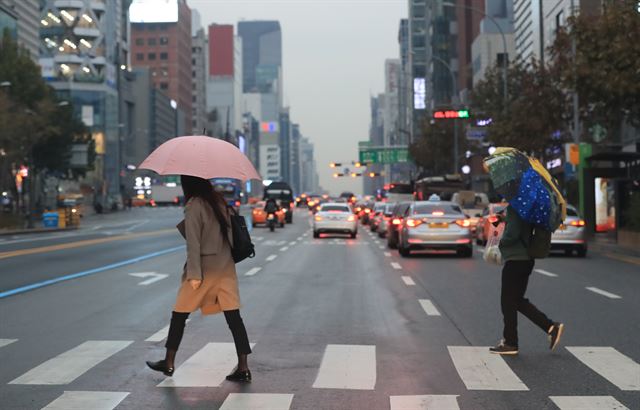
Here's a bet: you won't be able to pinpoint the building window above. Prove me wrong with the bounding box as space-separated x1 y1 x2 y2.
148 53 156 60
159 36 169 45
159 82 168 90
192 96 196 102
162 69 168 76
555 11 565 33
160 52 168 60
148 38 156 46
136 53 144 61
135 38 144 46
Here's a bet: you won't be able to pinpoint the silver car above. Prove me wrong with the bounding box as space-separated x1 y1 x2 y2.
313 203 358 238
397 201 473 257
369 202 386 232
377 202 396 238
551 205 587 257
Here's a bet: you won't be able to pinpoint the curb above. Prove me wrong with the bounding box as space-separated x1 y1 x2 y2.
0 227 79 237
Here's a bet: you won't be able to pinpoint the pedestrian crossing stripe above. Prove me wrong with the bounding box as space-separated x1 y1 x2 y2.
566 346 640 391
549 395 630 410
42 391 129 410
0 338 17 348
390 395 460 409
10 340 133 385
219 393 294 410
145 319 191 342
447 346 528 391
313 344 377 390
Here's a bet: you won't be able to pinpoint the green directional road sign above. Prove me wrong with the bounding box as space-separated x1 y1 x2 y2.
359 147 410 164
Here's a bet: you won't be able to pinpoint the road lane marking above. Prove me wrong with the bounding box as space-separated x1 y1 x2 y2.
0 233 77 246
585 287 622 299
401 276 416 286
0 246 184 299
42 391 129 410
219 393 294 410
549 396 630 410
145 320 191 342
158 342 256 387
266 254 278 262
280 246 289 252
10 340 133 385
253 237 264 241
312 344 376 390
0 228 176 260
129 272 168 286
566 347 640 391
419 299 441 316
391 262 402 270
278 240 287 245
602 252 640 266
0 338 17 348
245 267 262 277
390 395 460 410
447 346 529 391
535 269 558 277
384 252 391 257
289 241 296 246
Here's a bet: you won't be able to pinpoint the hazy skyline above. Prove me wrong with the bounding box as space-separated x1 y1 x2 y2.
190 0 407 195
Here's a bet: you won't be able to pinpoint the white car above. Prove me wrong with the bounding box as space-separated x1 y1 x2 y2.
313 203 357 238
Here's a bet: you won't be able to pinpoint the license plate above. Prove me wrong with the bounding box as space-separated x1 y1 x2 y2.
429 222 449 228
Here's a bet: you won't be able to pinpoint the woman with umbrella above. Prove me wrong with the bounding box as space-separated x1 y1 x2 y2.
484 148 565 355
140 136 261 382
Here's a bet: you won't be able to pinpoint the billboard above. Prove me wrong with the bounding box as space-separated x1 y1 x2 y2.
414 78 426 110
130 0 178 23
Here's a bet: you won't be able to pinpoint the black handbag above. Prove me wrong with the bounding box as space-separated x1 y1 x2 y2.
226 206 255 263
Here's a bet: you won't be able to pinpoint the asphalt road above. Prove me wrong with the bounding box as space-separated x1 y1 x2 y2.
0 207 638 410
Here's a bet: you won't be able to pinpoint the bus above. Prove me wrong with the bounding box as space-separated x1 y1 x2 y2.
383 183 414 203
210 178 243 211
414 175 467 201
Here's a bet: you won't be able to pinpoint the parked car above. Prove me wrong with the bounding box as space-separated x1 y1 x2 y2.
387 201 413 249
313 203 357 238
551 205 587 257
397 201 473 257
476 202 508 245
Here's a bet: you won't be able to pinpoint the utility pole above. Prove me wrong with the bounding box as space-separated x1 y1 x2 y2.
571 0 580 143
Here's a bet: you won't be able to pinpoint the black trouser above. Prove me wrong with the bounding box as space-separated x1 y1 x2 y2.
501 260 554 347
165 310 252 355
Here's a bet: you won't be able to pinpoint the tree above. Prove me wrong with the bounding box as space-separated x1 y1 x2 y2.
549 0 640 143
410 116 470 175
471 60 570 156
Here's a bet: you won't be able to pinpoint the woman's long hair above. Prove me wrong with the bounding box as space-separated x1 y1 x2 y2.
180 175 229 241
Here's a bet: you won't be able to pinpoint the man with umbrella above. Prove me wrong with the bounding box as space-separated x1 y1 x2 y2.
484 148 565 355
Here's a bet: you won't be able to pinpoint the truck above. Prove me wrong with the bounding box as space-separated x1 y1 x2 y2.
150 184 183 206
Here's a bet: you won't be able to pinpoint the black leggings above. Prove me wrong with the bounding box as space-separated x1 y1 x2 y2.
165 310 252 355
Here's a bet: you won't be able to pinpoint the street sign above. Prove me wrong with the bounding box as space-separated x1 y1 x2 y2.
358 147 409 164
466 127 487 141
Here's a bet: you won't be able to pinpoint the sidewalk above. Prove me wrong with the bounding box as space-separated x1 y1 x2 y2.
589 233 640 266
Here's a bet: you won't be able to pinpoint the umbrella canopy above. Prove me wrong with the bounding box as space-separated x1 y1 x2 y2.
484 147 566 231
138 136 261 181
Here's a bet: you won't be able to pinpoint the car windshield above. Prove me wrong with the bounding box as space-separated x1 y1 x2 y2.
321 205 350 212
491 204 506 214
567 207 579 217
413 203 463 215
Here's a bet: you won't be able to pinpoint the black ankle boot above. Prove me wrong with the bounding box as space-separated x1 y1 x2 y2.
226 368 251 382
146 359 174 376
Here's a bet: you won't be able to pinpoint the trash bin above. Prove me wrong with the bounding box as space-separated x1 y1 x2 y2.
42 212 59 228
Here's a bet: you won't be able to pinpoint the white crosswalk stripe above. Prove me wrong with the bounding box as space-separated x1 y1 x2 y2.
219 393 294 410
549 395 630 410
145 320 191 342
390 395 460 410
157 342 256 387
41 391 129 410
313 344 377 390
0 338 17 348
566 346 640 391
10 341 132 385
447 346 528 391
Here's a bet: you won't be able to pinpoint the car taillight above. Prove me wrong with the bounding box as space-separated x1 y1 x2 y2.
455 219 471 227
347 215 356 222
569 219 586 227
406 218 423 228
364 209 371 214
314 215 323 221
392 218 402 225
488 215 499 224
355 207 362 212
235 201 241 207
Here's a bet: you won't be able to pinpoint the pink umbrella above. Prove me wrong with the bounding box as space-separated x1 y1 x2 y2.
138 136 261 181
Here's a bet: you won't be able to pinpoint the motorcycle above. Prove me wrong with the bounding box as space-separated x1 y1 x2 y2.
267 213 277 232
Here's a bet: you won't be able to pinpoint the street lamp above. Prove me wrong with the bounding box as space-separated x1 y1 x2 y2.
442 2 508 104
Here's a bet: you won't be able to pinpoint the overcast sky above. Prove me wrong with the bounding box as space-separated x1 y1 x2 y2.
189 0 407 195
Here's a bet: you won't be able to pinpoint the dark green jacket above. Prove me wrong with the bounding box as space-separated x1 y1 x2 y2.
499 205 532 261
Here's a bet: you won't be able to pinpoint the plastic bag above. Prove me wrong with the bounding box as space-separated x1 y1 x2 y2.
483 222 505 265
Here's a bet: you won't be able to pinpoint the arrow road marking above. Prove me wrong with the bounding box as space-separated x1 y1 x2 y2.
129 272 169 286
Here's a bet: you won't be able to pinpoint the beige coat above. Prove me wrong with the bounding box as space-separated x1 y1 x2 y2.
174 197 240 315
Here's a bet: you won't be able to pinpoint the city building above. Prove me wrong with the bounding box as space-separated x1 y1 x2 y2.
39 0 130 203
397 18 411 148
513 0 544 63
300 137 319 194
279 108 292 184
455 0 485 100
191 18 208 134
471 0 515 86
0 0 38 59
206 24 243 139
291 123 302 194
130 0 192 134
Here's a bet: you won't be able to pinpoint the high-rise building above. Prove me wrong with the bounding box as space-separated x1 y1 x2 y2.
513 0 543 62
291 123 302 194
408 0 432 142
130 0 192 133
237 21 282 94
279 108 292 184
300 137 319 194
191 14 208 134
455 0 485 99
0 0 38 59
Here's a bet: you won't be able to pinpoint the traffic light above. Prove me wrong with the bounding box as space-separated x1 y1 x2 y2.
368 172 380 178
329 162 343 168
353 161 369 167
350 172 361 178
333 173 345 178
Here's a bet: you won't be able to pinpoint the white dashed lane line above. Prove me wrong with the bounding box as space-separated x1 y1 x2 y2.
585 287 622 299
384 252 391 257
245 267 262 277
535 269 558 277
280 246 289 252
401 276 416 286
391 262 402 270
266 254 278 262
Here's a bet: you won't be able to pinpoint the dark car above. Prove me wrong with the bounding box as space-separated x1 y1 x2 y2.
386 201 412 249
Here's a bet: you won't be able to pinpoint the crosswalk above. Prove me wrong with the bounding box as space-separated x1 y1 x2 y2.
1 336 637 409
